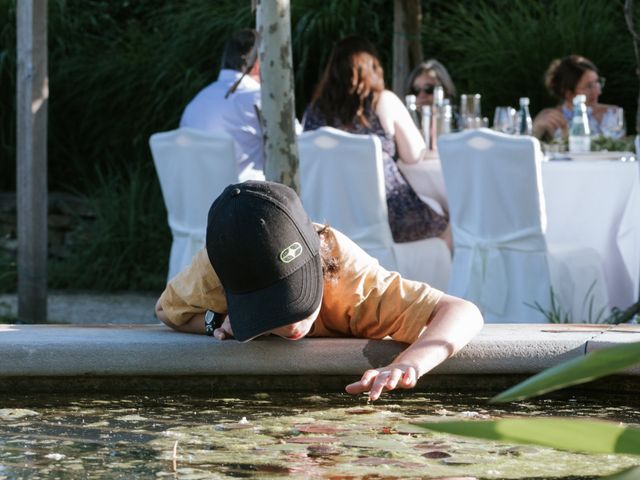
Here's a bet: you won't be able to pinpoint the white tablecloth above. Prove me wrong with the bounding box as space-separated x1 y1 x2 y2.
400 158 640 310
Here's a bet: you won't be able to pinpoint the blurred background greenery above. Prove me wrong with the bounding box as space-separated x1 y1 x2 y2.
0 0 637 292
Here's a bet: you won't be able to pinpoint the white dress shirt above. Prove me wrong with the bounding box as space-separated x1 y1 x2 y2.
180 69 265 182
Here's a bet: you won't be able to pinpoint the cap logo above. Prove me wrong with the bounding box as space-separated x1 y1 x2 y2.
280 242 303 263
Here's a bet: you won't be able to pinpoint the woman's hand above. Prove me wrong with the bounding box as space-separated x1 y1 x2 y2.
345 364 419 401
533 108 566 140
214 316 234 340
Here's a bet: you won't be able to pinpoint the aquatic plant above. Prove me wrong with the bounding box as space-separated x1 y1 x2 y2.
417 340 640 471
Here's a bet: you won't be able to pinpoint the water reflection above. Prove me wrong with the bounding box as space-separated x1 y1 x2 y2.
0 392 636 478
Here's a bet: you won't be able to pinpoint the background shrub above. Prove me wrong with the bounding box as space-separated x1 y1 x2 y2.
0 0 637 292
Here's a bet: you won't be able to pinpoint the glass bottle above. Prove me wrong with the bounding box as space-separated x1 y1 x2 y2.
422 105 432 150
568 94 591 153
404 94 420 127
516 97 533 136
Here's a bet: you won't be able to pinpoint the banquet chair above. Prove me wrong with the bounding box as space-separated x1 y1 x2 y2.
438 128 608 323
299 127 451 289
149 127 239 282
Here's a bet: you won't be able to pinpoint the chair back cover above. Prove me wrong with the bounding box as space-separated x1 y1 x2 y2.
299 127 396 265
299 127 451 289
150 127 239 281
438 128 552 322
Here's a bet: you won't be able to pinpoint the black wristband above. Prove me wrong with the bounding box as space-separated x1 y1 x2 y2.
204 310 225 336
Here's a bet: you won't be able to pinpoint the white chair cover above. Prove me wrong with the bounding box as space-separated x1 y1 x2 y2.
438 128 608 323
299 127 451 289
149 127 239 282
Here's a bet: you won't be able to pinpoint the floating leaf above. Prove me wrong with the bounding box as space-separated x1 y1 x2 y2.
416 418 640 455
294 424 344 434
306 444 341 457
492 342 640 403
285 436 339 444
346 407 378 415
422 450 452 459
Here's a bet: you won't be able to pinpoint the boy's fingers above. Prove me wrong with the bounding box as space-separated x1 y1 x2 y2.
399 367 417 388
345 369 379 395
386 368 403 390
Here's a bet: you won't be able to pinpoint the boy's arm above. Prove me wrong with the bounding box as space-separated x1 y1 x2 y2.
155 299 206 334
345 294 483 400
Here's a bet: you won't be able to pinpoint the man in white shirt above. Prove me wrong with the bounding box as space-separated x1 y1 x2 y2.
180 29 265 182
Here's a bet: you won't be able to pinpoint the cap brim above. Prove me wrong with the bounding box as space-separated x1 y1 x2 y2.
226 253 323 342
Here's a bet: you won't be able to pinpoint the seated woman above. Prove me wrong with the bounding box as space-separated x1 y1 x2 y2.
533 55 619 141
302 36 450 249
405 59 457 110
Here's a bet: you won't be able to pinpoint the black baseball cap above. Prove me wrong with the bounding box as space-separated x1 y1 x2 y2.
206 181 323 342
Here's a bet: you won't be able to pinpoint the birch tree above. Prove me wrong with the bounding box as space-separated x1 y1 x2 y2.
256 0 300 192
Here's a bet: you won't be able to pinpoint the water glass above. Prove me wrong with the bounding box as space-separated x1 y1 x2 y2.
493 106 516 134
601 107 625 139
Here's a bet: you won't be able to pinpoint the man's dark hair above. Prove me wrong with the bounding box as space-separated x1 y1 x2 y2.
221 29 259 72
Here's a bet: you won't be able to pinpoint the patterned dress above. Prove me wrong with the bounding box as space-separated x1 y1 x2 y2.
302 102 448 243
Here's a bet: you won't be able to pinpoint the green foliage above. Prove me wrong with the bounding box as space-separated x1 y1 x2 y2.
417 417 640 455
0 249 17 293
526 283 615 324
491 341 640 402
591 134 636 152
48 163 170 291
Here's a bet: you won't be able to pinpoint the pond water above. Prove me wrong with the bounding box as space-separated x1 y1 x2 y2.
0 391 637 479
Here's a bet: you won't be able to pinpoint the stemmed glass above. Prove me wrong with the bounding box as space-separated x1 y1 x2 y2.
493 107 516 134
600 107 625 139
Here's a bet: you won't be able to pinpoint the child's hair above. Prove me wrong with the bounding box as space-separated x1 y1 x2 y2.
316 225 340 281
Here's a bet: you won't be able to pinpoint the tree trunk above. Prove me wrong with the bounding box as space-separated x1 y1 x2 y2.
393 0 423 97
16 0 48 324
256 0 300 192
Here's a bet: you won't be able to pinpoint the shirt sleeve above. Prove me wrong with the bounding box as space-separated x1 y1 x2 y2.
158 248 227 326
317 228 443 344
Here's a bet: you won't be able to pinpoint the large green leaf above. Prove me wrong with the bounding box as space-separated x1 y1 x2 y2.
605 467 640 480
416 418 640 455
491 341 640 403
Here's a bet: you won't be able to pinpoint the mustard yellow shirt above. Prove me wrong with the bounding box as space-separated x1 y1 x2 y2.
159 227 443 344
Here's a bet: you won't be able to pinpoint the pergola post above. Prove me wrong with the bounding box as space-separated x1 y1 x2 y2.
16 0 48 323
256 0 300 192
393 0 423 97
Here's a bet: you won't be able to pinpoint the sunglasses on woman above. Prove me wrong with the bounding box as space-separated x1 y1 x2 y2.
411 85 437 95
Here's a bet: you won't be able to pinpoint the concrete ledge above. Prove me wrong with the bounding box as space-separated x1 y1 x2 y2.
0 323 638 394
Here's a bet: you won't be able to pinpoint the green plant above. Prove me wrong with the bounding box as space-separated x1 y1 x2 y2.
416 337 640 467
48 162 170 291
526 282 615 324
0 300 16 323
591 134 636 152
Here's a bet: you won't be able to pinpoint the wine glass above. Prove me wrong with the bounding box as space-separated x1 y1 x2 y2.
493 106 516 134
600 107 625 139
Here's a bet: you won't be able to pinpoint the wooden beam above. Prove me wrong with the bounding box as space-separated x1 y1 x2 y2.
16 0 48 323
393 0 423 97
256 0 300 192
392 0 409 97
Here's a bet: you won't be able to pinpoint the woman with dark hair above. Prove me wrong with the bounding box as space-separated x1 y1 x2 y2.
302 36 450 249
532 55 619 141
405 59 457 110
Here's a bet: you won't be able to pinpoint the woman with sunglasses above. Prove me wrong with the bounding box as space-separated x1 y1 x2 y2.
405 60 457 110
532 55 619 141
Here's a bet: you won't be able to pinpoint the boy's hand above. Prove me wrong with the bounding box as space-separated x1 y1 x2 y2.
345 365 418 401
214 316 234 340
